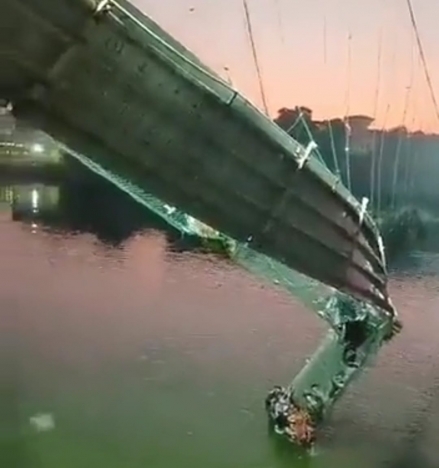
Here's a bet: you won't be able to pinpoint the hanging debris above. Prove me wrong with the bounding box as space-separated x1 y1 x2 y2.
265 292 402 449
265 386 316 448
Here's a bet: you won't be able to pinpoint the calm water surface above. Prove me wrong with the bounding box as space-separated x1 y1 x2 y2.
1 169 439 468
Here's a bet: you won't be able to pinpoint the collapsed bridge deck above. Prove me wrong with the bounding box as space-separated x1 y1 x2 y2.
1 0 391 311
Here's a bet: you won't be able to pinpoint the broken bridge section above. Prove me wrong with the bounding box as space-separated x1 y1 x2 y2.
0 0 403 448
0 0 393 312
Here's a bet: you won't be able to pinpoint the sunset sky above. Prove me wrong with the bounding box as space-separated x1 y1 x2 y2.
132 0 439 132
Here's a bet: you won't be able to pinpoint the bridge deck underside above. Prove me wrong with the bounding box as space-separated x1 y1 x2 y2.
0 0 390 310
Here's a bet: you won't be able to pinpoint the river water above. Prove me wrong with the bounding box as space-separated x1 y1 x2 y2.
1 167 439 468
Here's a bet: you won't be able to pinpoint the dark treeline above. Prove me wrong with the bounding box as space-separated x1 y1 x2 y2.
275 106 439 214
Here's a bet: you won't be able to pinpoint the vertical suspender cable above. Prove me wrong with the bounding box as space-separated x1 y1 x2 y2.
406 0 439 123
323 14 340 175
370 29 383 211
343 32 353 192
242 0 269 115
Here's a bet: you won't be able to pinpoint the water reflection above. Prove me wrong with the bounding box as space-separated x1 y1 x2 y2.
1 152 439 468
0 160 194 248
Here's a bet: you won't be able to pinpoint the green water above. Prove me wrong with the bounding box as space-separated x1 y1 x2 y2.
1 179 439 468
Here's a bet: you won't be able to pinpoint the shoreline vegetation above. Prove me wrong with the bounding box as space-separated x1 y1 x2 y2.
377 207 427 263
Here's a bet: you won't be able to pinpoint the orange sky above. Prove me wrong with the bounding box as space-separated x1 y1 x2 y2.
133 0 439 133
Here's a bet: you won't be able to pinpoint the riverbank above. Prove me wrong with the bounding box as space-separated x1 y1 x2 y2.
377 208 428 263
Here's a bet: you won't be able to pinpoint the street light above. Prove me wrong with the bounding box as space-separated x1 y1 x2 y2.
32 143 44 154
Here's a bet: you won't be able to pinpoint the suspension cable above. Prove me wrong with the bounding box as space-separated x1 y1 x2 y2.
391 86 412 209
273 0 285 46
370 28 383 210
377 9 398 215
404 54 420 202
343 32 353 192
242 0 269 115
322 13 340 176
390 24 415 210
406 0 439 123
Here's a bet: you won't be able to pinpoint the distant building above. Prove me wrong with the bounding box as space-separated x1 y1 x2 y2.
0 107 15 135
275 106 313 132
297 106 313 120
346 115 374 154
